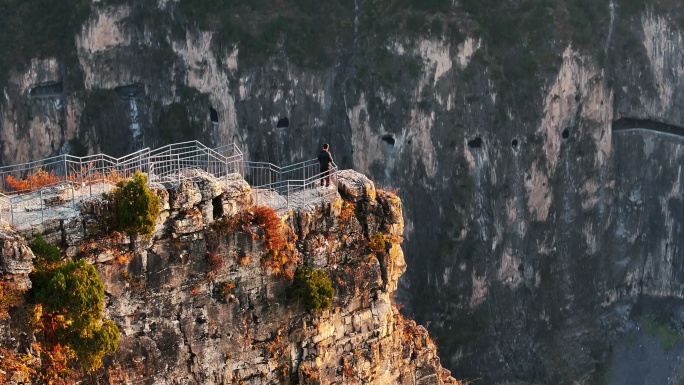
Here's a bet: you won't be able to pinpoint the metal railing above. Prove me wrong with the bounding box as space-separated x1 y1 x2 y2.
0 140 339 227
244 159 338 210
0 141 244 228
146 141 242 184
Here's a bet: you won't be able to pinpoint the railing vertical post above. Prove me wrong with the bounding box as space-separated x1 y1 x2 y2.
286 180 290 210
89 164 92 197
10 202 14 225
64 156 68 182
178 153 181 184
71 184 75 210
40 189 44 223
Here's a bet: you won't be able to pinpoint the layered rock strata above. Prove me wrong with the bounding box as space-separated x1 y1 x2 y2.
0 170 458 385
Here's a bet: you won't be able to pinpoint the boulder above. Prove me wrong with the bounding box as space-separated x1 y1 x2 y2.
336 170 376 202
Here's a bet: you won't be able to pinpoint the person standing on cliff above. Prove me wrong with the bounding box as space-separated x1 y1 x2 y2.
318 143 334 188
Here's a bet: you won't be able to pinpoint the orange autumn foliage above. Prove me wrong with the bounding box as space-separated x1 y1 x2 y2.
5 168 61 192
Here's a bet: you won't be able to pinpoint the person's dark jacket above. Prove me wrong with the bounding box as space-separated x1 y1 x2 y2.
318 150 333 170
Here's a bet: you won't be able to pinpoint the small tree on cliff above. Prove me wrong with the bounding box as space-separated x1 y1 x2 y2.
103 171 160 236
287 266 335 312
29 234 120 373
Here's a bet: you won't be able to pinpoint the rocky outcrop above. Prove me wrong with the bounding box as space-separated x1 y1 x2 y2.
5 1 684 383
0 170 459 385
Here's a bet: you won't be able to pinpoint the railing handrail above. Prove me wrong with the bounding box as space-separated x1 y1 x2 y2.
0 140 343 226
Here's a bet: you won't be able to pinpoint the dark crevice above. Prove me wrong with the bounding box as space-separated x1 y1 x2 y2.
276 117 289 128
381 135 395 146
114 83 143 98
511 139 518 148
29 81 63 98
562 129 569 139
212 196 224 219
467 137 482 148
209 107 219 123
613 118 684 137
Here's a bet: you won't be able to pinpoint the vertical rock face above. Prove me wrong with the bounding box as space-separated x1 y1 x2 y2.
0 171 459 385
4 2 684 383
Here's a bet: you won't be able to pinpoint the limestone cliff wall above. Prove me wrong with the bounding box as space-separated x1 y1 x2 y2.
5 2 684 383
0 170 458 385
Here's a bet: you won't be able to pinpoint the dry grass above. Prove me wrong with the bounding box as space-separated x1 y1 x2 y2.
219 281 236 298
206 251 224 274
0 347 36 383
5 168 61 192
368 232 387 253
67 163 126 187
0 280 23 320
339 200 356 226
376 185 400 195
121 270 142 291
237 253 250 266
114 251 134 265
3 164 129 194
214 206 298 279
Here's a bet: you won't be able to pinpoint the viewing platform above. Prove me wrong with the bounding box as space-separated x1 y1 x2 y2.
0 141 340 230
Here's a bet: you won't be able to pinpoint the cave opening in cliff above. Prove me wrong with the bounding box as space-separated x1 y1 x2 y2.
511 139 518 148
382 135 396 146
276 117 289 128
468 137 482 148
612 117 684 136
562 129 570 139
212 196 223 219
114 83 142 98
29 81 63 98
210 107 219 123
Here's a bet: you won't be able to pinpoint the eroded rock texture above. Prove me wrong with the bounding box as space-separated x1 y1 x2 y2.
0 171 458 385
5 2 684 383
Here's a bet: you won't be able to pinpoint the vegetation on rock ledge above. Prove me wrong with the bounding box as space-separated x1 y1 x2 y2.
213 205 297 278
103 171 161 237
288 266 335 312
29 234 120 373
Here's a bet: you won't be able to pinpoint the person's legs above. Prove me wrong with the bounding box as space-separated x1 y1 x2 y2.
324 168 330 187
320 168 327 187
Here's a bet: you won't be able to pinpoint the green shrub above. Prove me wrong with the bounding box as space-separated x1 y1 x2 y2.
287 266 335 312
103 171 161 237
30 233 61 265
30 238 119 372
368 232 387 253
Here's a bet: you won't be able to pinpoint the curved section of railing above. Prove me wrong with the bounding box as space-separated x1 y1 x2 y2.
244 159 338 210
0 140 340 227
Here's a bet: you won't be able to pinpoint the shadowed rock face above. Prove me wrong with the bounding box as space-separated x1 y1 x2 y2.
3 2 684 384
0 170 459 385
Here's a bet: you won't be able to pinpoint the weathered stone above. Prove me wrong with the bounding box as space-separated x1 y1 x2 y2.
0 232 34 276
185 169 226 201
336 170 376 203
168 180 202 210
0 169 457 385
149 183 170 211
171 208 205 237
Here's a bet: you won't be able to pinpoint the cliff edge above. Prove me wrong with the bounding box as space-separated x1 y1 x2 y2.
0 170 459 385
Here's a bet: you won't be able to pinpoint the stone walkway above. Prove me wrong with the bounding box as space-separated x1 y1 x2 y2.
0 182 115 230
0 172 339 231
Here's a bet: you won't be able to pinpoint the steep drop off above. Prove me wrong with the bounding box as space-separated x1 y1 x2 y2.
0 170 458 384
3 0 684 383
